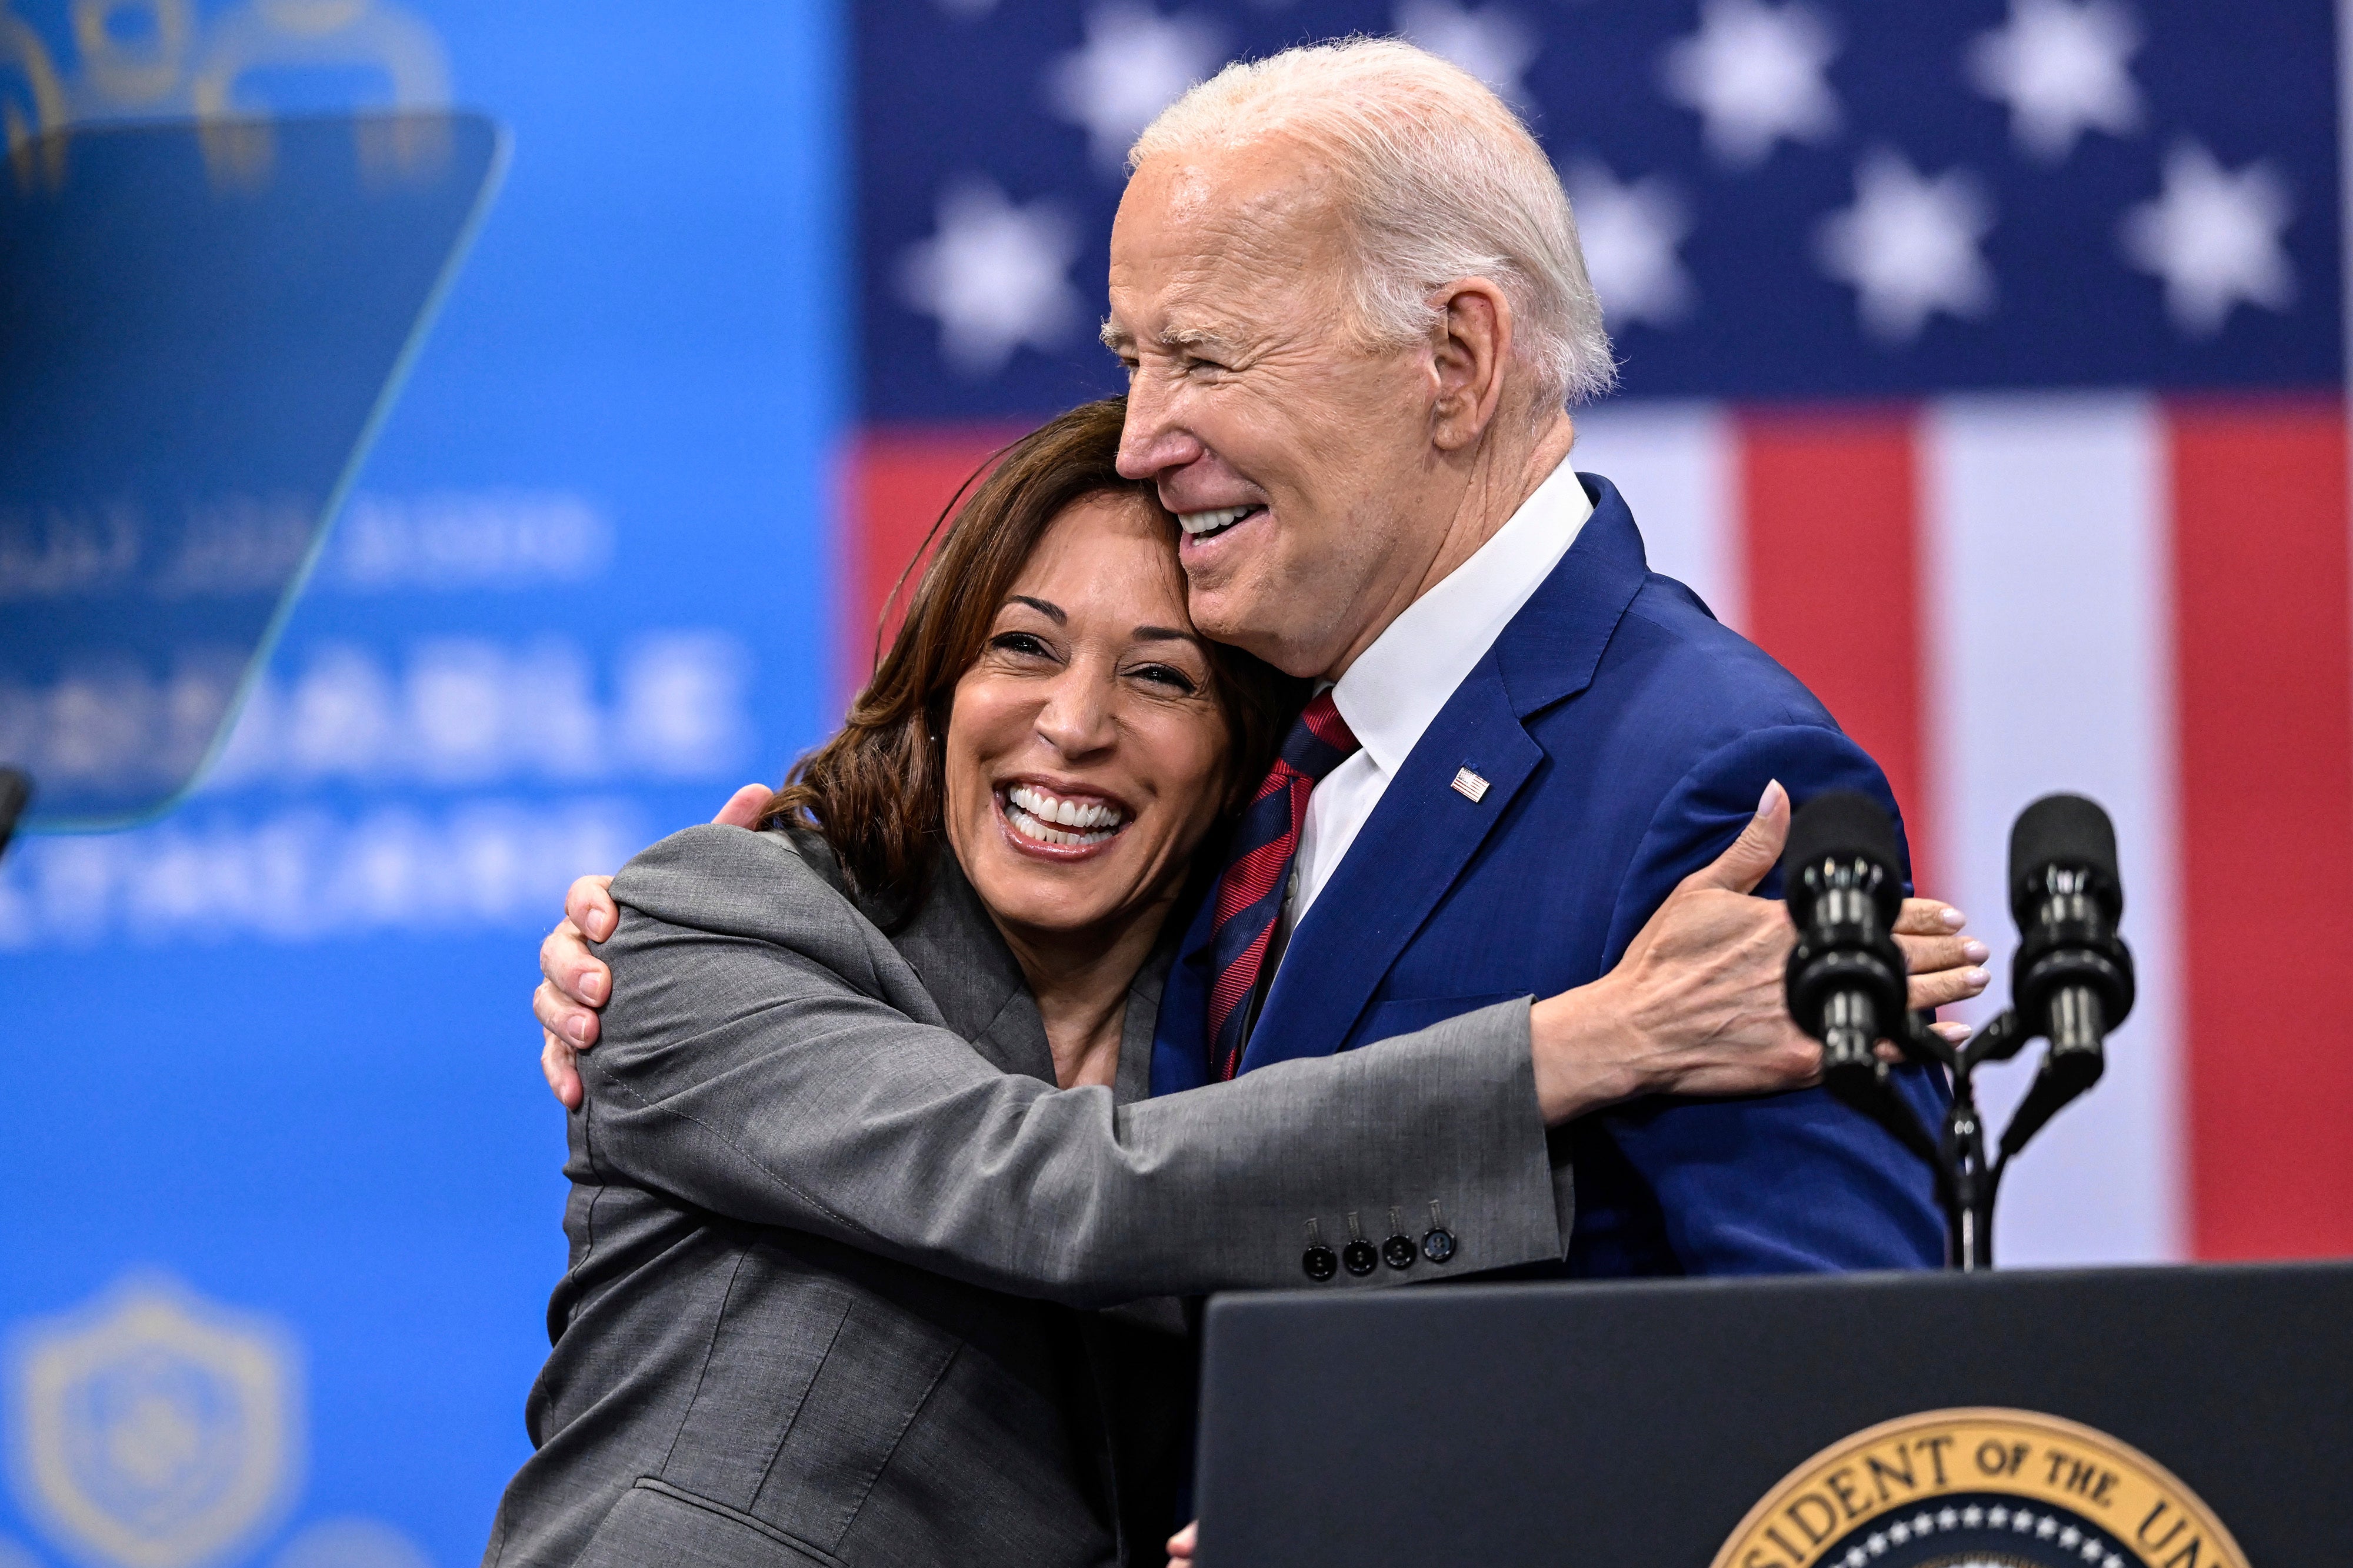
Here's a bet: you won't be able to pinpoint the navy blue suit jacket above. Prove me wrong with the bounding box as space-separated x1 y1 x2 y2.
1151 474 1947 1276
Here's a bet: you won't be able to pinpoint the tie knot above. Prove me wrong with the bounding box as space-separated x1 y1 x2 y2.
1280 691 1360 782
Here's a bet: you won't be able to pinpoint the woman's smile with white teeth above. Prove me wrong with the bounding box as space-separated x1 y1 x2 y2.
1004 784 1130 847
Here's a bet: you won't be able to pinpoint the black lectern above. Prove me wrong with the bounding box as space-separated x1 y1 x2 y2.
1194 1263 2352 1566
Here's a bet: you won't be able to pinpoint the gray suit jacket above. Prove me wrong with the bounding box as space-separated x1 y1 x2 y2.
485 826 1572 1567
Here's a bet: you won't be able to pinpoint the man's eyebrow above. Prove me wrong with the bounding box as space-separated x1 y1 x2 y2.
1097 318 1242 356
1164 325 1234 350
1007 595 1066 623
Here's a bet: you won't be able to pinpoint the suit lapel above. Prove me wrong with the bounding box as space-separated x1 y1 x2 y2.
891 851 1059 1085
1242 655 1542 1070
1235 473 1654 1069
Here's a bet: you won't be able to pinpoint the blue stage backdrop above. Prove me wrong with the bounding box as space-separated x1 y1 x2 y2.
0 5 843 1566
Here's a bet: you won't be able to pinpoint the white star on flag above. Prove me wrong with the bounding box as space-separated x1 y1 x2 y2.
2120 140 2295 336
1815 148 1996 343
1966 0 2144 163
1396 0 1539 106
896 178 1086 376
1660 0 1841 169
1047 1 1227 172
1562 159 1695 328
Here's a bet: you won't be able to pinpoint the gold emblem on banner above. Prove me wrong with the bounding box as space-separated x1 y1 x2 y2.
1712 1407 2246 1568
7 1274 302 1568
0 0 451 192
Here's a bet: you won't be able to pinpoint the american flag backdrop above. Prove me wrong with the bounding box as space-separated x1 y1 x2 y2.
849 0 2353 1265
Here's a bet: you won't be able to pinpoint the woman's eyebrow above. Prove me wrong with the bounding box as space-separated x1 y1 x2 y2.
1007 595 1066 623
1131 625 1198 644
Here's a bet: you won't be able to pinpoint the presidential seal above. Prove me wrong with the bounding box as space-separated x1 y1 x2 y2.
1712 1408 2245 1568
6 1275 302 1568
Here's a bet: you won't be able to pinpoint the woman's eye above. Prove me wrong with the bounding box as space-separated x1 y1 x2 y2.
990 632 1052 659
1131 663 1198 694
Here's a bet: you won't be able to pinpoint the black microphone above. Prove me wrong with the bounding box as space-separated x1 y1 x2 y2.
1782 790 1909 1084
0 769 27 863
1999 793 2135 1155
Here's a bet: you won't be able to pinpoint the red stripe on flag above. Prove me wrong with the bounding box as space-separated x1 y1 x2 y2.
2169 399 2353 1260
1735 408 1935 889
841 425 1027 697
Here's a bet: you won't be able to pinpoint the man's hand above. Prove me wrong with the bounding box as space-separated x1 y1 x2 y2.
536 783 772 1109
1527 781 1989 1123
1166 1522 1195 1564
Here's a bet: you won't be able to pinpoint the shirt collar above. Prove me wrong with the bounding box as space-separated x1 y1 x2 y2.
1329 458 1594 776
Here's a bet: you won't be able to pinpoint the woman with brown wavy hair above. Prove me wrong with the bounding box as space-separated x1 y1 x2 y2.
488 399 1730 1567
756 397 1300 1090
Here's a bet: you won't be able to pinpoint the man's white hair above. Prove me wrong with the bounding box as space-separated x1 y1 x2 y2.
1129 36 1615 409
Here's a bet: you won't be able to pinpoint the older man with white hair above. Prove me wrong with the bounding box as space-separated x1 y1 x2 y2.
1116 43 1976 1560
1114 38 1977 1280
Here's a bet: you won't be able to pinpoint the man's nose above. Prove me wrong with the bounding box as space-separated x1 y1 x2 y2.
1116 371 1202 481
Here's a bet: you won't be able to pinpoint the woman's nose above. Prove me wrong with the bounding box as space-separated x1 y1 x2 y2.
1034 667 1116 757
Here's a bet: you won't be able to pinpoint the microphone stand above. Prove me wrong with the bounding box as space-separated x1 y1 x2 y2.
1821 1007 2099 1272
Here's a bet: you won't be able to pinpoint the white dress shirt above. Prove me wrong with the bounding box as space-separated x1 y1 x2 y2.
1282 457 1594 939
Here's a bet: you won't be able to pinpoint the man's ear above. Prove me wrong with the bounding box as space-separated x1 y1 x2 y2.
1429 278 1513 452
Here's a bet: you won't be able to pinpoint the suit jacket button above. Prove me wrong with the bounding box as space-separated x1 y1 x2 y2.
1302 1245 1338 1282
1382 1234 1416 1270
1422 1227 1457 1265
1341 1240 1379 1276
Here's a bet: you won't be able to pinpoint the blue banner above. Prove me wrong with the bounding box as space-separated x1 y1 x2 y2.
0 5 844 1564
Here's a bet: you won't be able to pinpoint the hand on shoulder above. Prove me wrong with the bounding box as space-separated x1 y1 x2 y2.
1525 782 1988 1123
535 783 773 1107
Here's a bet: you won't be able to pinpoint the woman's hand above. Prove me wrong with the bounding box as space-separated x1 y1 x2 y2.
1166 1520 1196 1564
535 783 772 1107
1527 781 1989 1125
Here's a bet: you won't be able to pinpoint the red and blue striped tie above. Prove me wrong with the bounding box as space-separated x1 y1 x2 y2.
1205 691 1361 1081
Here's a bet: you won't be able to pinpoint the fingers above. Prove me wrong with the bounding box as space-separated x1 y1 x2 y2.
540 922 611 1011
541 1029 584 1110
1895 908 1991 1009
1166 1522 1197 1564
535 976 601 1050
1682 779 1789 895
1894 898 1968 936
1894 932 1989 976
1874 1017 1971 1063
565 873 621 942
714 782 772 830
1908 964 1989 1010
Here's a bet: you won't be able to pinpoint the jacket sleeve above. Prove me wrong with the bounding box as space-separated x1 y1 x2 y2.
576 825 1570 1307
1582 725 1952 1275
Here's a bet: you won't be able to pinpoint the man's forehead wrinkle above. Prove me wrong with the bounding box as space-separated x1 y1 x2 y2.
1141 141 1342 253
1111 141 1353 361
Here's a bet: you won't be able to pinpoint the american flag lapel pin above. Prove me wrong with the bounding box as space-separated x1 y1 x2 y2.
1450 766 1490 803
